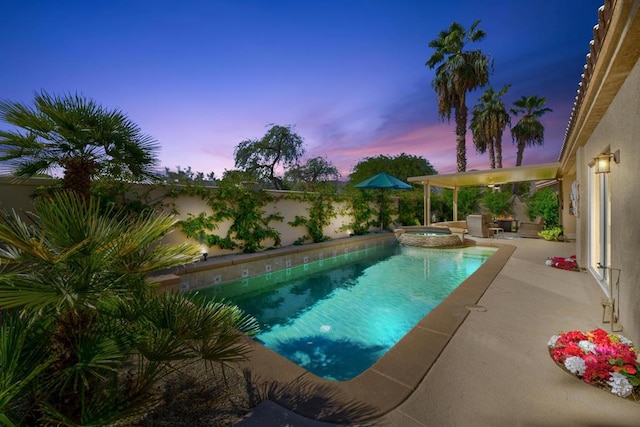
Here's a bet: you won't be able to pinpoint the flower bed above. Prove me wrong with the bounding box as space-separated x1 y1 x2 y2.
548 328 640 400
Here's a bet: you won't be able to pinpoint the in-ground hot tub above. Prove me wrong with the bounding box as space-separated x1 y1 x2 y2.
394 226 463 248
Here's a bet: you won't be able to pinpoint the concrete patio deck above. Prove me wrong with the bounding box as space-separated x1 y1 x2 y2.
236 237 639 426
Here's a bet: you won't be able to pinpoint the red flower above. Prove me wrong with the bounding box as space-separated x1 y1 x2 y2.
549 328 640 395
588 328 610 346
583 353 612 383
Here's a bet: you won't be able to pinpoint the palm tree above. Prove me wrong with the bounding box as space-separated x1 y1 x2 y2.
0 91 160 198
426 20 492 172
471 85 511 169
510 95 552 166
0 192 259 426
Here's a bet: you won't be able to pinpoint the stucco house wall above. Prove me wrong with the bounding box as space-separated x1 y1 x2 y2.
578 58 640 342
560 0 640 344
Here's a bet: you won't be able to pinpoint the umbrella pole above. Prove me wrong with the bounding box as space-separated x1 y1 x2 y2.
379 189 384 231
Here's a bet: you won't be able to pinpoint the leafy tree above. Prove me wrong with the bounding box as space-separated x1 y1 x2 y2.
397 190 424 226
440 187 482 220
0 91 159 199
234 124 305 190
525 187 559 228
0 192 258 426
426 20 492 172
510 95 552 166
481 188 512 218
163 166 216 185
348 153 436 185
284 157 340 190
502 182 531 198
471 85 510 169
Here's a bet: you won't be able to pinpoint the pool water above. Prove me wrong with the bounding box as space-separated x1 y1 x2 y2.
198 244 497 381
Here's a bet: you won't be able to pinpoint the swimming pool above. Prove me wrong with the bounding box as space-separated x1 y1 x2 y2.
198 243 497 381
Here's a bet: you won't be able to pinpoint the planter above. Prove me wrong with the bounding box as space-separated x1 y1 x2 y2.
548 329 640 401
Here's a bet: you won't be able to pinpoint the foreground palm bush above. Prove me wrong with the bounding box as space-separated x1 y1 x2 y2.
0 192 259 426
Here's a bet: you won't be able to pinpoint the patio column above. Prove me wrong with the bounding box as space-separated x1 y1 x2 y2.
453 186 459 221
424 181 431 225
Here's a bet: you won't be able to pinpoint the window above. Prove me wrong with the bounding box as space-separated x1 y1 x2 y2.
587 166 611 295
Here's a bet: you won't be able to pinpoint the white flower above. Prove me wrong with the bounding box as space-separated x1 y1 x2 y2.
615 334 633 346
607 372 633 398
548 335 560 347
564 356 586 376
578 340 597 354
545 259 553 266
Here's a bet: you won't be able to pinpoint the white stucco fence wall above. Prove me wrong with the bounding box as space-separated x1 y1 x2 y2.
0 178 369 258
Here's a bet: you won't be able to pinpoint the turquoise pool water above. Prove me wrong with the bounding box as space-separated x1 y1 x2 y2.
198 244 497 381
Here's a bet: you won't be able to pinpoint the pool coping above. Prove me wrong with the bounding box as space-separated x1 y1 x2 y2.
232 240 516 424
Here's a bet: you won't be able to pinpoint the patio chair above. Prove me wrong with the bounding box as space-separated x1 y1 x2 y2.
518 216 544 238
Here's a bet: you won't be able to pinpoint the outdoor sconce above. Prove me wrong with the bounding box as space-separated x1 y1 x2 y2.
202 252 208 261
594 150 620 174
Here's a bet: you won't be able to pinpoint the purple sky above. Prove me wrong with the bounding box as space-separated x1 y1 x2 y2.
1 1 603 178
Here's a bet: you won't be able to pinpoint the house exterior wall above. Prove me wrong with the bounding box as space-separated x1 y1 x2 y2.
560 175 577 240
578 58 640 343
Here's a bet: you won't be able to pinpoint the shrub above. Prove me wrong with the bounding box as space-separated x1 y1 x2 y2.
525 187 559 227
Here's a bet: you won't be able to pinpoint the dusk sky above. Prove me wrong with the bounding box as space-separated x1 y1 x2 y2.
1 1 603 179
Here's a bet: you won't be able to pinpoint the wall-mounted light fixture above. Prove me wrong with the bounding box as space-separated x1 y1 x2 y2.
593 149 620 174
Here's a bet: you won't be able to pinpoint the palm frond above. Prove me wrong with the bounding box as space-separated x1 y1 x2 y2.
0 312 52 426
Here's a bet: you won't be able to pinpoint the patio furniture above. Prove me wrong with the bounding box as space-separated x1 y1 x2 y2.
466 214 492 238
489 227 504 238
519 216 544 238
497 219 514 232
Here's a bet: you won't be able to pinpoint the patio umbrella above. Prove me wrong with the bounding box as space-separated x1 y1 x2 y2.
354 172 413 230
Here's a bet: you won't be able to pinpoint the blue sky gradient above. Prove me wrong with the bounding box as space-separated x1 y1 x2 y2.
0 1 603 178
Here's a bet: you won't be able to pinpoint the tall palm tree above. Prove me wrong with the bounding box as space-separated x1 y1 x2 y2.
426 20 492 172
0 192 259 426
510 95 552 166
0 91 160 198
470 85 511 169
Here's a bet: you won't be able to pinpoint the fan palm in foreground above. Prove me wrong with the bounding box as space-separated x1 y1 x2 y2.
0 193 259 426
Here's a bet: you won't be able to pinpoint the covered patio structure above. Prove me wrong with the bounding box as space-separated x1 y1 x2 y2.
407 162 562 226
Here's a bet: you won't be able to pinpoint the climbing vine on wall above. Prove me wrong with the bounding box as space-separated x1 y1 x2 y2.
288 183 340 244
340 187 376 235
175 175 283 253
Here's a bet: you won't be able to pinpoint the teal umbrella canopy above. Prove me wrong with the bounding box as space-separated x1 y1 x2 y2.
354 172 412 230
354 172 412 190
